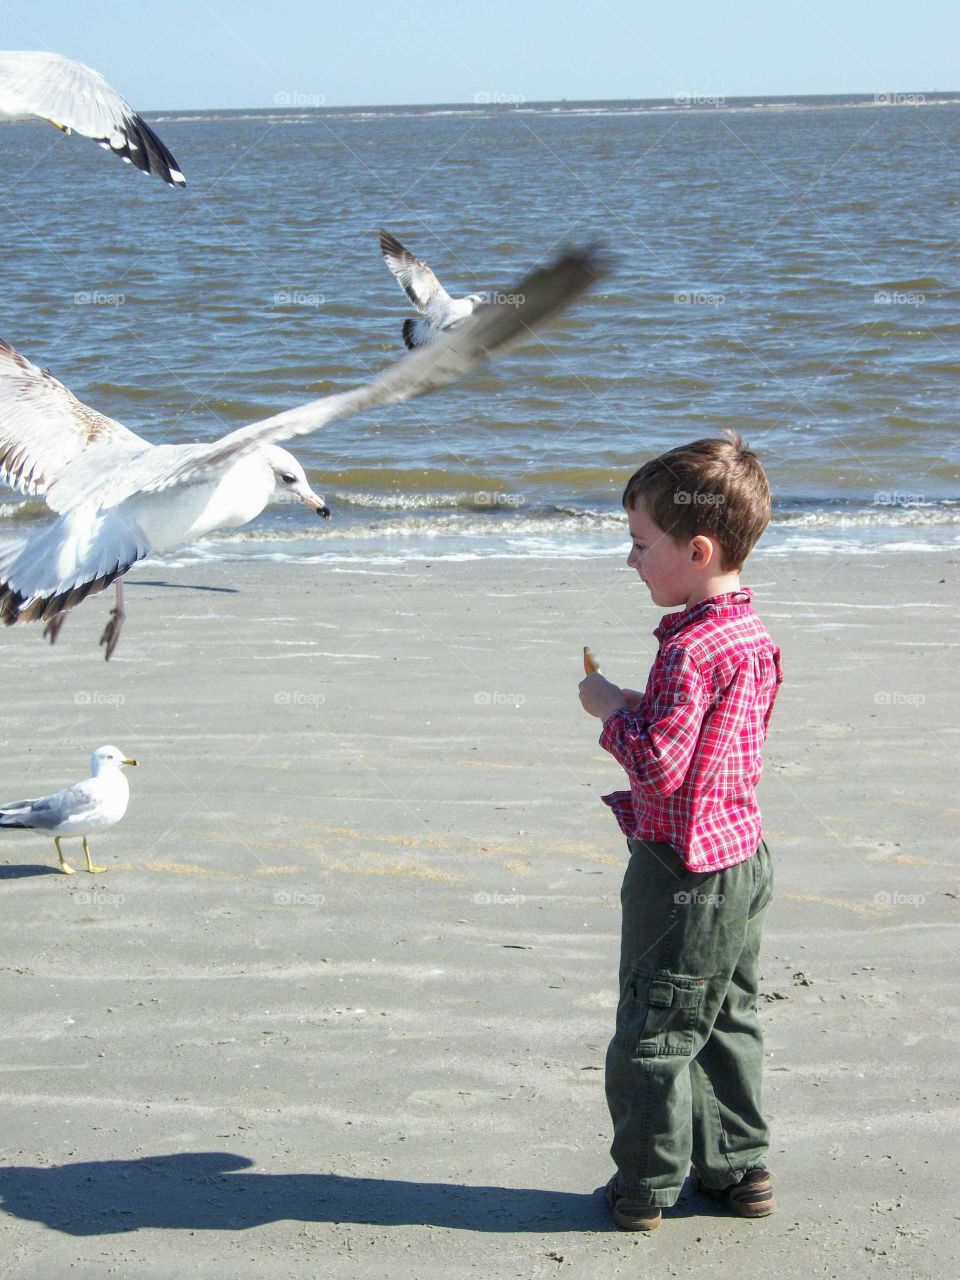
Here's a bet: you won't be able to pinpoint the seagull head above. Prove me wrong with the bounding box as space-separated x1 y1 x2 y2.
91 745 138 776
264 446 331 518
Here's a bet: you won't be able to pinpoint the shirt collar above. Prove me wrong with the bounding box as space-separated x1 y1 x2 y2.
654 588 754 642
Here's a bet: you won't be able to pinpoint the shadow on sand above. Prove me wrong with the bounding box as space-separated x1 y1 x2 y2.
0 1152 711 1235
0 864 63 879
127 580 239 594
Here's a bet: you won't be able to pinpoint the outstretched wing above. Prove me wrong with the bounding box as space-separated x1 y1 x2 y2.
379 230 450 310
0 338 149 512
0 51 186 187
74 244 607 511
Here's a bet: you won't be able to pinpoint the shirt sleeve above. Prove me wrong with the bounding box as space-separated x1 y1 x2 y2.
598 647 709 797
763 646 784 732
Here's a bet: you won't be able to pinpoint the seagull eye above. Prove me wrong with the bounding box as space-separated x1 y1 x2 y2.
280 472 296 484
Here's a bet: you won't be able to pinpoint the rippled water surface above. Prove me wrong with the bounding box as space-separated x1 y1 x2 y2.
1 96 957 556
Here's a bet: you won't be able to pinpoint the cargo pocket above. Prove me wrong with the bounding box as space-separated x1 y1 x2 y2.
614 968 705 1058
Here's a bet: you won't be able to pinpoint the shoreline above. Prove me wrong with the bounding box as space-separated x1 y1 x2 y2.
3 498 959 571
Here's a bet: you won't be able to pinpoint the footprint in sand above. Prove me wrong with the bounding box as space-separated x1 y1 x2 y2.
849 840 903 860
770 760 811 777
805 721 853 739
406 1088 493 1110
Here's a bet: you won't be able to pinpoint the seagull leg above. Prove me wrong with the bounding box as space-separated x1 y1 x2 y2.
99 580 126 661
55 836 76 875
82 836 106 874
43 612 68 646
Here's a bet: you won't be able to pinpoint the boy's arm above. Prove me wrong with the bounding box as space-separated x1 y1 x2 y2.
599 648 709 798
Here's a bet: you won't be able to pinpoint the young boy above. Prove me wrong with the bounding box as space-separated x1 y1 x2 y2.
578 432 782 1232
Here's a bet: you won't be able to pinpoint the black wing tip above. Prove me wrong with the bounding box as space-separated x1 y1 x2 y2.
0 560 133 627
401 319 418 350
544 241 611 287
379 229 405 258
500 241 611 318
102 114 186 188
0 583 26 626
427 241 609 365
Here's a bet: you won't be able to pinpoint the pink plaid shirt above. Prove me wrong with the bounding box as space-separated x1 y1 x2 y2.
599 588 782 872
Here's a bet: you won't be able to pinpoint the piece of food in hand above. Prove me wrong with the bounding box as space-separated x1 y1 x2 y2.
583 646 600 674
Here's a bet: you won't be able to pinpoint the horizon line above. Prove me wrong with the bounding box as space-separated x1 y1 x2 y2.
126 89 959 114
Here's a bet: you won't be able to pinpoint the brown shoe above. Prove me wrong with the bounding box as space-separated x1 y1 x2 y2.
690 1166 776 1217
604 1177 662 1231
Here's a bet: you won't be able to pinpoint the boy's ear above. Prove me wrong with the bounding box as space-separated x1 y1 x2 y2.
690 534 717 567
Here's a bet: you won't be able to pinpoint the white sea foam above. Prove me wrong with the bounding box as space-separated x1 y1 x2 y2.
141 520 958 569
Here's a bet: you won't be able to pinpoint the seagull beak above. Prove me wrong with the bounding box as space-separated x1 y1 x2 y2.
301 491 331 519
122 758 139 767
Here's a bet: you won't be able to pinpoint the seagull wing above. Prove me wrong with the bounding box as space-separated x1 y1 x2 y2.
0 502 150 625
73 244 606 510
379 230 451 310
0 51 185 187
0 338 150 513
0 779 97 829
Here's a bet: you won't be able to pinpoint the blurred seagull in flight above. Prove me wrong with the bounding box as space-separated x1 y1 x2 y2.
0 744 138 874
0 338 329 658
0 51 185 187
379 230 488 349
0 244 605 658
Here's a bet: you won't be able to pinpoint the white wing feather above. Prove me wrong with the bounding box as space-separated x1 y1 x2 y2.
0 51 185 186
0 338 149 512
379 230 450 310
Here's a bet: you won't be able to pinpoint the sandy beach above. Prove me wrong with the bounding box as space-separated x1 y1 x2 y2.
0 546 956 1278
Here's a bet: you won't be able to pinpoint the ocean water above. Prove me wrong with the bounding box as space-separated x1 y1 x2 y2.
0 94 958 561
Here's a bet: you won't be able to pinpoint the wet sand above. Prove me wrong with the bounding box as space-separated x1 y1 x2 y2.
0 547 956 1278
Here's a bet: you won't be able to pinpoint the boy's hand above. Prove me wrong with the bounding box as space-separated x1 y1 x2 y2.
579 673 630 721
621 688 644 711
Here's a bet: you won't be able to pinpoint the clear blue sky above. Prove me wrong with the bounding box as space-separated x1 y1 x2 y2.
2 0 957 109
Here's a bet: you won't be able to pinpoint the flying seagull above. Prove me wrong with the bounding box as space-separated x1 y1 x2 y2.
0 244 603 658
0 51 185 187
379 230 487 349
0 744 137 874
0 338 330 657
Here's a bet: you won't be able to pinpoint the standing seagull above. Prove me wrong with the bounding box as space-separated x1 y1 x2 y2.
0 244 604 656
379 230 487 349
0 744 138 874
0 51 185 187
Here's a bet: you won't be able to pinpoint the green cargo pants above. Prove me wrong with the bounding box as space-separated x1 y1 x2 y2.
605 836 773 1207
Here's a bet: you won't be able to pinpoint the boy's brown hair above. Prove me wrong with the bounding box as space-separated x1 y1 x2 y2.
622 431 771 571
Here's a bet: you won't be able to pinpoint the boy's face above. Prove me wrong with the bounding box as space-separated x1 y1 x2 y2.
626 501 701 608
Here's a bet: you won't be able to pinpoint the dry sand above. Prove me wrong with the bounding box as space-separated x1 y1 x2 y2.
0 547 956 1279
